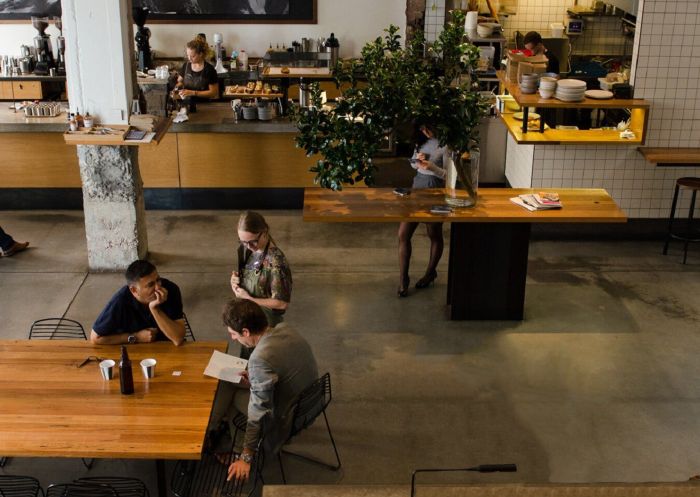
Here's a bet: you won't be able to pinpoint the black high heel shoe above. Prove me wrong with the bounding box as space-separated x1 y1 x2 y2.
415 271 437 289
398 277 410 298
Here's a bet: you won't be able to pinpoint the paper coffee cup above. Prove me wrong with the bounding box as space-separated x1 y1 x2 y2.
140 358 157 379
99 359 116 380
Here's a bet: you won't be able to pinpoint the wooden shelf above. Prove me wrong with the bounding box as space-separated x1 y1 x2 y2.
499 112 645 145
497 71 649 145
223 92 284 99
638 147 700 166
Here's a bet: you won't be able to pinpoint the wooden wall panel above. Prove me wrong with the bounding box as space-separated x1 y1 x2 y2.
0 133 81 187
178 133 318 187
138 133 180 187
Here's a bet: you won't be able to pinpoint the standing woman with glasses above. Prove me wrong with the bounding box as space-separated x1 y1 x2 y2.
230 211 292 327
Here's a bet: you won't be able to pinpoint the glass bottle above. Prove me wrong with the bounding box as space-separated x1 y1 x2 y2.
119 345 134 395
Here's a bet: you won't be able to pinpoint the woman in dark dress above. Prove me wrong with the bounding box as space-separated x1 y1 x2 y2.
397 124 447 297
174 38 219 101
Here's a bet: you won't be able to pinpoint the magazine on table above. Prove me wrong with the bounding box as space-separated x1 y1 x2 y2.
510 192 562 211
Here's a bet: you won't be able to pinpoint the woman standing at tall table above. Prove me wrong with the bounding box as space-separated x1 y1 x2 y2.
397 123 447 297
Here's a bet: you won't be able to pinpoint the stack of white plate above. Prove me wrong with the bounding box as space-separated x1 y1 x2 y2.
538 77 557 99
555 79 587 102
519 73 539 94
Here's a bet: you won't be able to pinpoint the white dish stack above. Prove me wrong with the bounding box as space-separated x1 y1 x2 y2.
538 77 557 99
519 73 539 94
555 79 587 102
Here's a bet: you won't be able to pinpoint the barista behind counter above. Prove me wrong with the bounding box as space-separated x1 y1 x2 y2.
523 31 560 74
174 37 220 102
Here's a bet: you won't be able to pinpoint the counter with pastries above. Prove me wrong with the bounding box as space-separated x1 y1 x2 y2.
0 102 318 209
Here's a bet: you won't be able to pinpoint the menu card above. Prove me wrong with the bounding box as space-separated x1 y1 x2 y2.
203 350 248 384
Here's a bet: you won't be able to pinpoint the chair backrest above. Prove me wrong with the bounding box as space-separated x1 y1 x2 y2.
74 478 148 497
46 483 117 497
183 313 196 342
0 476 43 497
29 318 86 340
288 372 332 440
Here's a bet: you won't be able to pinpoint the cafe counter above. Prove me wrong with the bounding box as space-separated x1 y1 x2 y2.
0 103 318 209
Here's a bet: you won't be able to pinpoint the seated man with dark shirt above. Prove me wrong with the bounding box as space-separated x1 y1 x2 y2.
91 260 186 346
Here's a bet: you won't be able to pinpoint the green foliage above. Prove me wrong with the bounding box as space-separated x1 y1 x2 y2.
294 10 488 191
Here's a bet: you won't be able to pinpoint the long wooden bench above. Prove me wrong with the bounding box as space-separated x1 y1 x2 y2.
638 147 700 167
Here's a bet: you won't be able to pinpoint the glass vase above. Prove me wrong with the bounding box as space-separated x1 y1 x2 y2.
445 149 479 208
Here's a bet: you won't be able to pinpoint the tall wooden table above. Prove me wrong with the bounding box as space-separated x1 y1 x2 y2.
0 340 227 497
303 188 627 320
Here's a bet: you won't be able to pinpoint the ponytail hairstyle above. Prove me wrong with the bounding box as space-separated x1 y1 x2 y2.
186 37 208 56
238 211 270 236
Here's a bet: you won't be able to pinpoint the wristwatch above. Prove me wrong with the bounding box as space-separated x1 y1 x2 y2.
240 452 253 464
127 335 136 344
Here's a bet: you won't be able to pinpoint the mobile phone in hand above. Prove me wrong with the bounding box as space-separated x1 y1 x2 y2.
393 187 411 196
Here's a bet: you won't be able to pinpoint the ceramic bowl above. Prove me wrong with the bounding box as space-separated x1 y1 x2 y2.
476 24 493 37
539 89 554 99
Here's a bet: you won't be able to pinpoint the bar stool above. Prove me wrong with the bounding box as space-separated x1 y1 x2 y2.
663 177 700 264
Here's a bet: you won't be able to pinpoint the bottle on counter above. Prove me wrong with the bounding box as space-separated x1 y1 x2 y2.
68 113 77 132
75 111 84 128
238 50 248 71
83 112 94 129
325 33 340 67
119 345 135 395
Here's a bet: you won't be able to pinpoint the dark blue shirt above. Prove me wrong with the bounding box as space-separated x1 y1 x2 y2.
92 278 183 339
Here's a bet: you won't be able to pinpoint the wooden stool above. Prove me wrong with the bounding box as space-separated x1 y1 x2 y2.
663 177 700 264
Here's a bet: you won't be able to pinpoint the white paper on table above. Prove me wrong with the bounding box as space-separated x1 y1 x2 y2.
203 350 248 383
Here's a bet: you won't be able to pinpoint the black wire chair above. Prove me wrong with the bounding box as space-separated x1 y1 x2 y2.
278 372 341 482
171 419 264 497
28 318 87 340
46 483 118 497
183 313 196 342
26 317 92 470
74 478 148 497
0 457 7 467
0 475 44 497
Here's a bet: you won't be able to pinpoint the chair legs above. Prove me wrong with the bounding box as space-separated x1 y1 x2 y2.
81 458 94 470
664 183 699 264
279 411 342 478
0 456 7 467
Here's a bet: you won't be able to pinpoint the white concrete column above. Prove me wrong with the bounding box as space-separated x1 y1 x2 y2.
62 0 148 270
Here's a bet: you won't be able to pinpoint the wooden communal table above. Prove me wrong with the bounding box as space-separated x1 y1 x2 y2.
303 188 626 320
0 340 227 497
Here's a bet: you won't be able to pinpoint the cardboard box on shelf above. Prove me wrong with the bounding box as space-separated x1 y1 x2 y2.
505 52 548 82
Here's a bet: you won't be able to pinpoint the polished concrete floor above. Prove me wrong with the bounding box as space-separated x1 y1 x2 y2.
1 210 699 495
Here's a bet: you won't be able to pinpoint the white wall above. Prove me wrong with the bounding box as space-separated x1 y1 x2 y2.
0 0 406 59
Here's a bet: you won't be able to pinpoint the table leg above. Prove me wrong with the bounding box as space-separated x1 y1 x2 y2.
522 107 529 134
447 223 531 320
156 459 167 497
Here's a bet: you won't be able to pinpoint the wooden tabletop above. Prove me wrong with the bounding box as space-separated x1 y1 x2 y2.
0 340 227 460
303 188 627 223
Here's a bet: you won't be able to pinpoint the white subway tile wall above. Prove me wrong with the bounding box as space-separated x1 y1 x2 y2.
508 0 700 218
500 0 576 42
425 0 447 42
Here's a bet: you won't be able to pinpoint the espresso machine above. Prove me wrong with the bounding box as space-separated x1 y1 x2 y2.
134 7 152 72
54 16 66 75
32 16 55 75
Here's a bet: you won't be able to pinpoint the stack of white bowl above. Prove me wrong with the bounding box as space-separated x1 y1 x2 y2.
555 79 587 102
538 77 557 99
519 73 539 94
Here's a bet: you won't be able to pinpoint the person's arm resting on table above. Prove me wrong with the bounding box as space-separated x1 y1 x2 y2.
148 284 186 346
228 359 278 482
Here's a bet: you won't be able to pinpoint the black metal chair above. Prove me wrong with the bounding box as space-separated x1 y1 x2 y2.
183 313 196 342
663 177 700 264
0 475 44 497
74 478 148 497
278 372 342 482
46 483 118 497
26 318 92 470
171 420 265 497
28 318 87 340
0 457 7 467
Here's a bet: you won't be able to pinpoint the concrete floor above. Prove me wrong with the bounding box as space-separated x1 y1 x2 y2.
1 210 699 495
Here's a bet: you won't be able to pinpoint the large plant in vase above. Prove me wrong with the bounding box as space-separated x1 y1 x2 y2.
294 10 489 206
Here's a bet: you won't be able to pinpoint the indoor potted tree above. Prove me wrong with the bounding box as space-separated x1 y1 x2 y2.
295 10 489 206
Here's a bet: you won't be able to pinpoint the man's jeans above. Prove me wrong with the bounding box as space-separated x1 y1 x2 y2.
0 227 15 252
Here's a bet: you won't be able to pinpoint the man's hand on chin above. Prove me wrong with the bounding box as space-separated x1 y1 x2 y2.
149 287 169 310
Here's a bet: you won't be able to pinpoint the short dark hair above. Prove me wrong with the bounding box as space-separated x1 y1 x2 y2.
523 31 543 47
125 260 157 286
222 298 268 334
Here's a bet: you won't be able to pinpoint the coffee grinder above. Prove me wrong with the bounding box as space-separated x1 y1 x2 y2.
53 16 66 75
134 7 152 72
32 16 55 75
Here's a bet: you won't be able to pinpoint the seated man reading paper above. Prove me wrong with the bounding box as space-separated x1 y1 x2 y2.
90 260 186 346
212 298 318 483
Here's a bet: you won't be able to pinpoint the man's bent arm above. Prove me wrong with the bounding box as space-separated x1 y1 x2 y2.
90 329 131 345
150 307 185 346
